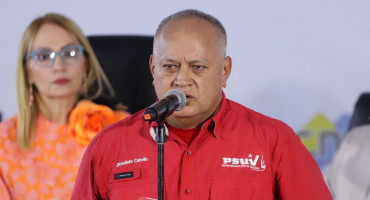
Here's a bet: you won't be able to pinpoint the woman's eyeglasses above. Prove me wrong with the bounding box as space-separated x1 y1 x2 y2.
28 44 84 67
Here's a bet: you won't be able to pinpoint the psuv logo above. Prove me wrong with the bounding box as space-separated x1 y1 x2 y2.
222 154 266 171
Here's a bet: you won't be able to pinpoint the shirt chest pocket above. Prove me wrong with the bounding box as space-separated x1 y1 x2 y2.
210 177 274 200
107 168 158 199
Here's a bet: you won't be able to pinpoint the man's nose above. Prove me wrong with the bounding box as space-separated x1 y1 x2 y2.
174 66 193 87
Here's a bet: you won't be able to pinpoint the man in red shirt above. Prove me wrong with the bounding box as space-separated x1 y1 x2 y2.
72 9 333 200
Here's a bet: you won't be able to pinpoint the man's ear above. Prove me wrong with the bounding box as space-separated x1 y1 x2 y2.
149 54 155 76
222 56 232 87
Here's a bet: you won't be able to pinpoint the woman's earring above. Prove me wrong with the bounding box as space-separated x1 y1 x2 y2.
222 82 227 88
28 84 34 106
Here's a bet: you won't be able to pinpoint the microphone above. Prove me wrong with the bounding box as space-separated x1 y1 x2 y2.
143 89 186 122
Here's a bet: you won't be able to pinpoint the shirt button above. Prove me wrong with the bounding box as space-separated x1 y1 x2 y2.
185 188 192 195
185 150 192 156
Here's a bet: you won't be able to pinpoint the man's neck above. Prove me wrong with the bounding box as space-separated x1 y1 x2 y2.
166 103 221 129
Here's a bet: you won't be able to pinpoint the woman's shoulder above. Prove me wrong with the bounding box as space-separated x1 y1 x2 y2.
0 115 18 141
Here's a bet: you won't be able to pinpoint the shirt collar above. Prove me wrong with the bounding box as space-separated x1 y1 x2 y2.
147 92 228 139
200 92 228 139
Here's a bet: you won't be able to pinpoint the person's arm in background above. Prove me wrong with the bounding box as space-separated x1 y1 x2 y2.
273 124 333 200
0 118 13 200
0 171 11 200
324 130 349 200
325 125 370 200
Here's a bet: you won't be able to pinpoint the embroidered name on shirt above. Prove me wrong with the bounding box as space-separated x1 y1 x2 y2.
114 171 134 180
222 154 266 171
116 157 148 167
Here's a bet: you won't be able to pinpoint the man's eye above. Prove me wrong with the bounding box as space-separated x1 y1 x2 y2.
163 64 177 69
192 65 205 71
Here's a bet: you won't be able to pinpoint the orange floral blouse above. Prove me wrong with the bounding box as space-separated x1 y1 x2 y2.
0 100 129 200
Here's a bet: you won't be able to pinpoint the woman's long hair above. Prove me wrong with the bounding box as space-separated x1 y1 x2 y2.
16 13 114 150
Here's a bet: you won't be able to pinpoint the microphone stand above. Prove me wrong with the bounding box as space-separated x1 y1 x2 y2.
155 120 167 200
144 89 186 199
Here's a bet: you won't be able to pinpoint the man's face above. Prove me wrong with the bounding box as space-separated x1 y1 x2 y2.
150 18 231 128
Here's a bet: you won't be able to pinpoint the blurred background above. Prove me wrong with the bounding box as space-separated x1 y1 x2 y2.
1 0 369 172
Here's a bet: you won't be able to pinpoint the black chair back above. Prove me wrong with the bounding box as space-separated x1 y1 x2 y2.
88 35 156 114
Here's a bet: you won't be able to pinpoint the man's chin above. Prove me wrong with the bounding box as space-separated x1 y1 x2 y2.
171 113 193 119
172 107 195 118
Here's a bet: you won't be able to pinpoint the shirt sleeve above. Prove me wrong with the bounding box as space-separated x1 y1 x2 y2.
324 126 370 200
0 172 11 200
273 124 333 200
71 139 99 200
0 121 11 200
324 137 346 199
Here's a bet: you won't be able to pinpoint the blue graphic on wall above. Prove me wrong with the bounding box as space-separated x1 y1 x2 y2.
297 113 351 173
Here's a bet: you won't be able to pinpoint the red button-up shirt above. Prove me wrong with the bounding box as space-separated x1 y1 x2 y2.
72 94 332 200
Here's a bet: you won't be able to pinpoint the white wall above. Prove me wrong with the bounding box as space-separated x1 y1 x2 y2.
1 0 369 131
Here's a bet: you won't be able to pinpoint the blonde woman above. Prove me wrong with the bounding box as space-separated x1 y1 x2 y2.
0 13 129 199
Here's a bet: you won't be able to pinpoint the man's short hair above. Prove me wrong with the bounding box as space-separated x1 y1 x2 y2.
154 9 227 56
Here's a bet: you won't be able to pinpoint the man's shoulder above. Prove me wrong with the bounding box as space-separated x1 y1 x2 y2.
225 98 291 131
83 110 153 162
90 110 148 143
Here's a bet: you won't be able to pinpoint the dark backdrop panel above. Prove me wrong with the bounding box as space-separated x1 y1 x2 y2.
88 35 157 114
